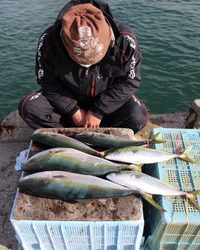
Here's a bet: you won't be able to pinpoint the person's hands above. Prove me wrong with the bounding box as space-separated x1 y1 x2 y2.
72 109 86 127
84 111 101 128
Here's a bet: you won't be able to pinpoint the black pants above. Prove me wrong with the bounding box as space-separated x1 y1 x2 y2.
18 91 149 133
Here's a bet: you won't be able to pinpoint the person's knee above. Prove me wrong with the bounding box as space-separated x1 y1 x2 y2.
18 93 41 120
18 92 52 128
101 96 149 132
130 109 148 132
128 97 149 132
18 92 71 128
18 101 38 128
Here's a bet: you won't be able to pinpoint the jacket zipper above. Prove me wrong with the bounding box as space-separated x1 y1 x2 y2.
91 75 95 97
84 68 95 97
85 68 89 76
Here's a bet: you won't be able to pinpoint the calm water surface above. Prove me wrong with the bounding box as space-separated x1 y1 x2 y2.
0 0 199 119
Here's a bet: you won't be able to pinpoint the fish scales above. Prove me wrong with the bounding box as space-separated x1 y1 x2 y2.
103 146 194 164
75 131 149 148
31 131 97 155
107 171 200 211
18 171 133 200
22 148 134 176
75 131 165 148
107 171 185 196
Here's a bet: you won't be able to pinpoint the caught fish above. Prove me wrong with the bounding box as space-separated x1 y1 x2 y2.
75 132 165 148
18 171 133 200
22 148 138 176
106 171 200 211
31 131 97 155
101 145 194 164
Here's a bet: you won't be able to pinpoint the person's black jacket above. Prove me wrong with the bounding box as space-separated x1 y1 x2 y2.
36 0 142 119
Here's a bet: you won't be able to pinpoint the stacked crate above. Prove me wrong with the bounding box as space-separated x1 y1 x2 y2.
10 218 144 250
144 128 200 250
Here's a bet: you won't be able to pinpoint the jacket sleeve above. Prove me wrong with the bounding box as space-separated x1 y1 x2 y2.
90 33 142 119
35 31 79 116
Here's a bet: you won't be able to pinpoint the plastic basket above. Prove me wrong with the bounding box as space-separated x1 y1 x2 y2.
144 128 200 250
10 214 144 250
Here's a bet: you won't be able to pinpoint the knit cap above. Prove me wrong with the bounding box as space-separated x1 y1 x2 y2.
62 3 112 65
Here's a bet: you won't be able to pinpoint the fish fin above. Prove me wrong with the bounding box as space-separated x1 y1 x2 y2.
97 148 115 158
150 132 166 144
128 164 143 172
179 146 195 163
142 193 166 212
96 151 106 158
186 190 200 210
139 144 149 148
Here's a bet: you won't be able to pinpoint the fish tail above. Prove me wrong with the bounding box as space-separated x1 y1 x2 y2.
186 190 200 210
179 146 195 163
150 132 166 144
142 193 166 213
128 164 143 172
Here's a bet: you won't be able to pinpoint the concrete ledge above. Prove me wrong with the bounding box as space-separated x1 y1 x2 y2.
0 111 33 142
0 109 192 143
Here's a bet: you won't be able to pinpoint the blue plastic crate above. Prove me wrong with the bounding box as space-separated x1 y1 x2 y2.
144 128 200 250
145 235 200 250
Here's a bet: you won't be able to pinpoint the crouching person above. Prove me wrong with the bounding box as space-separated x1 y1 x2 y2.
18 0 149 133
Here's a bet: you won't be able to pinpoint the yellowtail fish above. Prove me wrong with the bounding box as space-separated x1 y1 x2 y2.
18 171 134 200
75 132 165 148
101 145 194 164
106 171 200 211
22 147 138 176
31 131 97 155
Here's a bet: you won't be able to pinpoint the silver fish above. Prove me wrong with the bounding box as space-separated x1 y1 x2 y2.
75 132 165 148
101 146 194 164
18 171 133 200
31 131 97 155
22 147 137 176
107 171 200 211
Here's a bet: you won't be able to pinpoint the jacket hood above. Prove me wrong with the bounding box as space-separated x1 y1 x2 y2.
52 0 129 76
54 0 120 47
55 0 114 23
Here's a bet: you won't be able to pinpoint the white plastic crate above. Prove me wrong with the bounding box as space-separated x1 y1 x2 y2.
11 185 144 250
10 201 144 250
